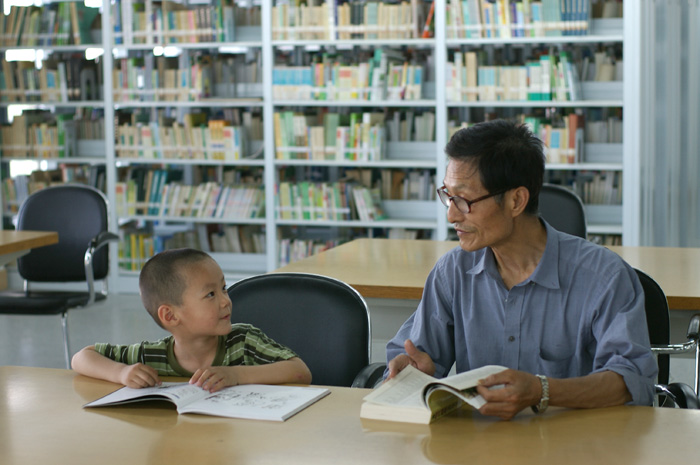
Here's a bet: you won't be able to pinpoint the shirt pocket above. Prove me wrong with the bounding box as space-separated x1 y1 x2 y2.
538 335 576 378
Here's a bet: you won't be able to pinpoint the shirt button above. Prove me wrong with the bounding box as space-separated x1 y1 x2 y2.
508 336 515 342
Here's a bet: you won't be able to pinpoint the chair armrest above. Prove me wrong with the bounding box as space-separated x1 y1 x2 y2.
91 231 119 250
351 362 386 389
656 383 700 409
687 314 700 341
83 232 119 306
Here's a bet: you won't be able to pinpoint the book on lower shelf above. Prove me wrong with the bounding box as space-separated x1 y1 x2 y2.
360 364 506 424
84 382 330 422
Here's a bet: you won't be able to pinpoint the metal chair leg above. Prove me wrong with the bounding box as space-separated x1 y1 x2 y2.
61 312 70 369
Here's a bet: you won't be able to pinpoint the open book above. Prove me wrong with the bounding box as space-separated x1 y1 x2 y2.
360 364 507 424
85 382 330 422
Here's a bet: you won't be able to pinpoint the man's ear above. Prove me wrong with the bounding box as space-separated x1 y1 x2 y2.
158 304 179 328
509 186 530 217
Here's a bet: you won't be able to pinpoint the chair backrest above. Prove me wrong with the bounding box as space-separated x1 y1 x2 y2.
635 268 671 385
228 272 371 387
538 183 587 238
16 184 110 282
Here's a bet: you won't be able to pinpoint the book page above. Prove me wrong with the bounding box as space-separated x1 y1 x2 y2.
179 384 330 421
85 382 209 408
362 365 435 408
435 365 507 391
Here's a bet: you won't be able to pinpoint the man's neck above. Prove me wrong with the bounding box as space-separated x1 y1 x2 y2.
490 215 548 290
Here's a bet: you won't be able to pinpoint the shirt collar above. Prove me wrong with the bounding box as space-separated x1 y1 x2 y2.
464 219 561 290
530 220 561 290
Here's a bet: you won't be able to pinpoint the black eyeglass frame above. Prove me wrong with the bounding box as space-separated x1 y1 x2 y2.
437 185 509 214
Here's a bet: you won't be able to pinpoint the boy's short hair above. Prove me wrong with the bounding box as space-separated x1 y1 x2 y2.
445 119 545 215
139 248 212 328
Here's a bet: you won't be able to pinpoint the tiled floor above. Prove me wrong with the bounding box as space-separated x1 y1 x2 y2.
1 292 697 392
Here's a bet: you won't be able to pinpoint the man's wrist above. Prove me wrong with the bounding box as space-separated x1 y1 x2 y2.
531 374 549 414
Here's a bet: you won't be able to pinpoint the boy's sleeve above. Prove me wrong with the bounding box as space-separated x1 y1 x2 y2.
94 342 143 365
240 325 299 365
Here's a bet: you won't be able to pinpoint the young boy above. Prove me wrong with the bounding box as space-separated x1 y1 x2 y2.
72 248 312 392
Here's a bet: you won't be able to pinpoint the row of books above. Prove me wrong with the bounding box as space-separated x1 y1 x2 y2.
276 181 387 222
446 50 582 102
272 1 425 41
546 170 622 205
116 121 248 161
341 167 436 201
589 233 622 246
574 171 621 205
273 49 423 101
115 177 265 220
114 57 207 103
585 117 622 143
273 111 385 162
446 0 592 39
278 238 343 267
2 169 105 214
127 1 235 45
0 111 103 159
1 59 101 103
387 111 435 142
523 112 585 164
121 107 263 142
113 56 261 103
0 3 99 47
113 0 256 45
1 176 48 214
118 224 265 271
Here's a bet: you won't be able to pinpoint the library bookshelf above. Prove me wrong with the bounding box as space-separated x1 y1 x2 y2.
0 0 639 293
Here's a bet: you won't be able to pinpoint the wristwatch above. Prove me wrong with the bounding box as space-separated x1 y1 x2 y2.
531 374 549 414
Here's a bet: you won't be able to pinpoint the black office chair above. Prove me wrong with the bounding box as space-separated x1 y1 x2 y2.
228 272 386 387
0 184 118 369
538 183 587 238
635 268 700 408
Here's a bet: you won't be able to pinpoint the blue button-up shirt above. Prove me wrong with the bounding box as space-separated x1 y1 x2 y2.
386 222 657 405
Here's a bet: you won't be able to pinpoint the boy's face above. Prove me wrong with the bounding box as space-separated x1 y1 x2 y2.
170 258 232 338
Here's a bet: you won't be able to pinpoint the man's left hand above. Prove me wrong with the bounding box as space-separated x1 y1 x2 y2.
476 369 542 420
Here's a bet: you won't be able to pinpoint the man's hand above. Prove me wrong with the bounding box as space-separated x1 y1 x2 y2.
190 367 238 393
476 369 541 420
119 363 161 389
386 339 436 380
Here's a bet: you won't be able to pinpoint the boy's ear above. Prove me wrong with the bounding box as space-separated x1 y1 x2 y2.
157 304 179 328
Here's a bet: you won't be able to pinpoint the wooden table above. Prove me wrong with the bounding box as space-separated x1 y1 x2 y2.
274 239 700 310
1 366 698 465
0 230 59 267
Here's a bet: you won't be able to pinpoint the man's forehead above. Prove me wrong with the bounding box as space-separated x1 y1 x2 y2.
446 159 481 183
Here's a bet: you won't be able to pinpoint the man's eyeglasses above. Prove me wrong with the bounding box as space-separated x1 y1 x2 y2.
437 185 508 214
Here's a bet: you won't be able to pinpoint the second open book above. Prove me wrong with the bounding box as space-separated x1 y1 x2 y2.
360 364 507 424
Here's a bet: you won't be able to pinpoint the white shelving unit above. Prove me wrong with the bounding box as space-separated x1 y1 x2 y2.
0 0 640 293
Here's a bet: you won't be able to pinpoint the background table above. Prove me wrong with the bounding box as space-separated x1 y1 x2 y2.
1 366 699 465
275 239 700 310
0 230 59 267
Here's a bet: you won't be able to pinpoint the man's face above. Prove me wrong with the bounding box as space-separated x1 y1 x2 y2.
443 159 514 252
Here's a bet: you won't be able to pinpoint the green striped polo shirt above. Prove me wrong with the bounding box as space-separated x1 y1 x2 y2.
94 323 298 377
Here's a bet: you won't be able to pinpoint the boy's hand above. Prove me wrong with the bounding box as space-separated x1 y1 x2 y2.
119 363 161 388
190 367 238 393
